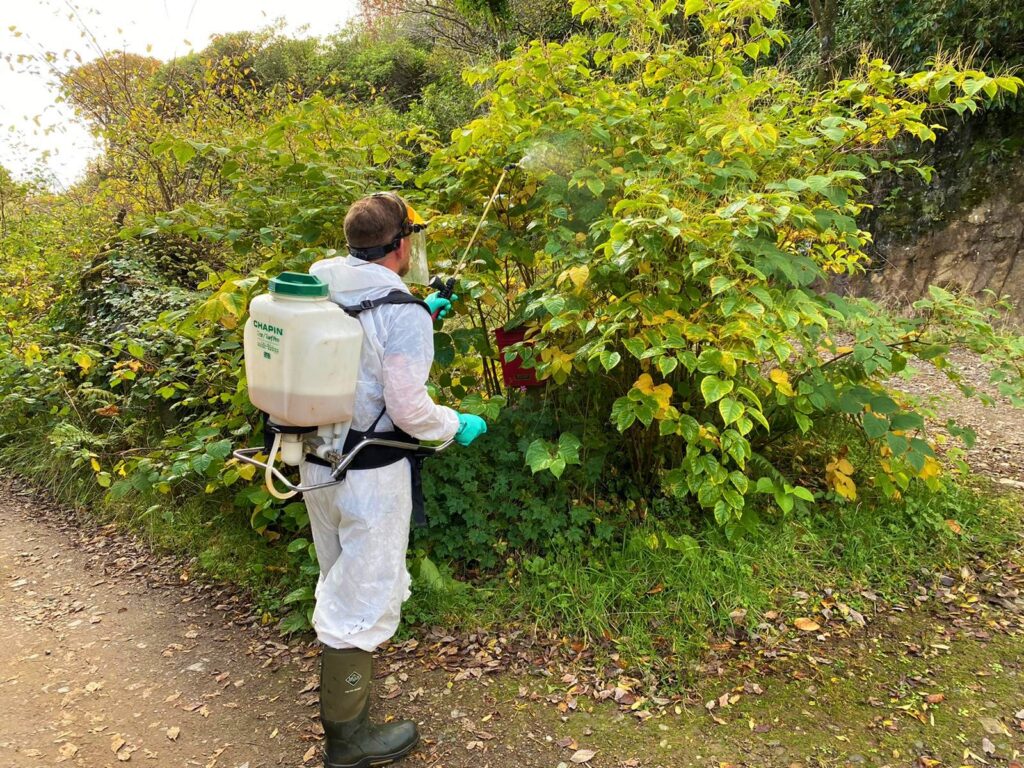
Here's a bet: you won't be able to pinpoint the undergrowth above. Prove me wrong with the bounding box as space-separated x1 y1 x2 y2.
3 416 1021 681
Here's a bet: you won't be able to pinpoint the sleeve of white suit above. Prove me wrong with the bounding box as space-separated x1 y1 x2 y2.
380 306 460 442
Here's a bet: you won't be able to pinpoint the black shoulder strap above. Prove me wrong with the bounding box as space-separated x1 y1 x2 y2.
341 289 430 317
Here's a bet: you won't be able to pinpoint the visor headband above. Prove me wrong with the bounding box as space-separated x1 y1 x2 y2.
348 233 403 261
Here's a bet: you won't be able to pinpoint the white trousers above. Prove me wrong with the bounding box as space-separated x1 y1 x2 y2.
298 459 413 651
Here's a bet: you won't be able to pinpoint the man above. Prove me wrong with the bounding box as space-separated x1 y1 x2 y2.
300 192 487 768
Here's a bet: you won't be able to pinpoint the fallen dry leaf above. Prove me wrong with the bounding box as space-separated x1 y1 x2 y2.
794 617 820 632
111 735 127 753
302 746 318 763
166 726 180 741
571 749 597 764
58 743 79 759
979 716 1008 736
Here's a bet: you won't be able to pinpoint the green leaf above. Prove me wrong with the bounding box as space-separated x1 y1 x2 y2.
623 338 646 359
710 276 734 296
889 412 924 431
657 356 678 376
700 376 734 404
614 396 643 430
600 350 621 371
558 432 582 465
283 586 314 605
171 142 196 164
718 397 743 425
862 412 890 439
790 486 814 502
417 556 448 591
206 439 232 460
525 438 553 474
191 454 213 475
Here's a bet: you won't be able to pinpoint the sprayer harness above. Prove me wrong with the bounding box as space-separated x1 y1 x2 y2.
299 289 434 524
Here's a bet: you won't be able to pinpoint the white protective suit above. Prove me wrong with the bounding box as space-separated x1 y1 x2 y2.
299 255 460 651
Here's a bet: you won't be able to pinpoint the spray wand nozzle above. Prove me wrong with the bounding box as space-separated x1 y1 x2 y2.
428 162 519 320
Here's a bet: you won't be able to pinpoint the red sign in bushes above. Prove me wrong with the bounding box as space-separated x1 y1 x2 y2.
494 327 543 389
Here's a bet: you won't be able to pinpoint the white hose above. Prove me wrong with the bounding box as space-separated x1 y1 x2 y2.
265 432 298 500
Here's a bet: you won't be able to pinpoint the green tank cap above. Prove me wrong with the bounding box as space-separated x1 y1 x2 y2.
268 271 328 298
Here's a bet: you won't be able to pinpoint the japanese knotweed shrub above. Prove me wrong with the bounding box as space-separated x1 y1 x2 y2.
421 0 1024 530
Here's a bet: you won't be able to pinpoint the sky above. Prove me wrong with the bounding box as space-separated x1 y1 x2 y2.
0 0 361 187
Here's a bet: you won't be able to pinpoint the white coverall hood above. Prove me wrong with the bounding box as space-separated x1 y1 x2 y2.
300 254 459 652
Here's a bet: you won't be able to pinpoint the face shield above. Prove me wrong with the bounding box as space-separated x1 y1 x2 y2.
403 201 429 286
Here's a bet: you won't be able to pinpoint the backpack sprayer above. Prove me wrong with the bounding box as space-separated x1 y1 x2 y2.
231 272 452 500
232 165 518 499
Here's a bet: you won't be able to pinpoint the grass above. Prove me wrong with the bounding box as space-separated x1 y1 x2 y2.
404 472 1023 683
5 422 1022 680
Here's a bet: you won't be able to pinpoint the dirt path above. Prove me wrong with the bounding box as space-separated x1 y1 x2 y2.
0 483 568 768
893 350 1024 486
0 486 315 768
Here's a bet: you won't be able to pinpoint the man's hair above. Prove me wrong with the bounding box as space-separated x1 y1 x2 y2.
344 195 406 249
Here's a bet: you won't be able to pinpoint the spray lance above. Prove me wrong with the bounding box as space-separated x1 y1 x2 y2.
429 163 518 320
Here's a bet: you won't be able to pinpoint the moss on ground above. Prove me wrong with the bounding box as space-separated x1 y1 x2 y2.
440 609 1023 767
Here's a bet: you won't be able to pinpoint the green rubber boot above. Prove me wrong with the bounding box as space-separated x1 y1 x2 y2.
319 647 419 768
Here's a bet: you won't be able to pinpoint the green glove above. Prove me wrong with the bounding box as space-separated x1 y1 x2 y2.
455 413 487 446
425 291 458 320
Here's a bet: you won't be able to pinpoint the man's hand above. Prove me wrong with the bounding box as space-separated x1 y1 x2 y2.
454 413 487 446
425 291 458 321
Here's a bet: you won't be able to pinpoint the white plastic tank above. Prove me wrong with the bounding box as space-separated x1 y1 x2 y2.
243 272 362 429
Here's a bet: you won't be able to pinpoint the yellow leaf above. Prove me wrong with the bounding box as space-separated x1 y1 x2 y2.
237 463 256 481
24 343 42 366
832 472 857 501
634 374 673 415
558 265 590 290
945 519 962 535
74 351 94 373
540 346 574 384
918 456 941 480
825 455 857 501
794 617 820 632
90 458 101 472
769 368 795 396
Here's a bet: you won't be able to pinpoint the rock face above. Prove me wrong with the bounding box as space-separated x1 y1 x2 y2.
863 168 1024 320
